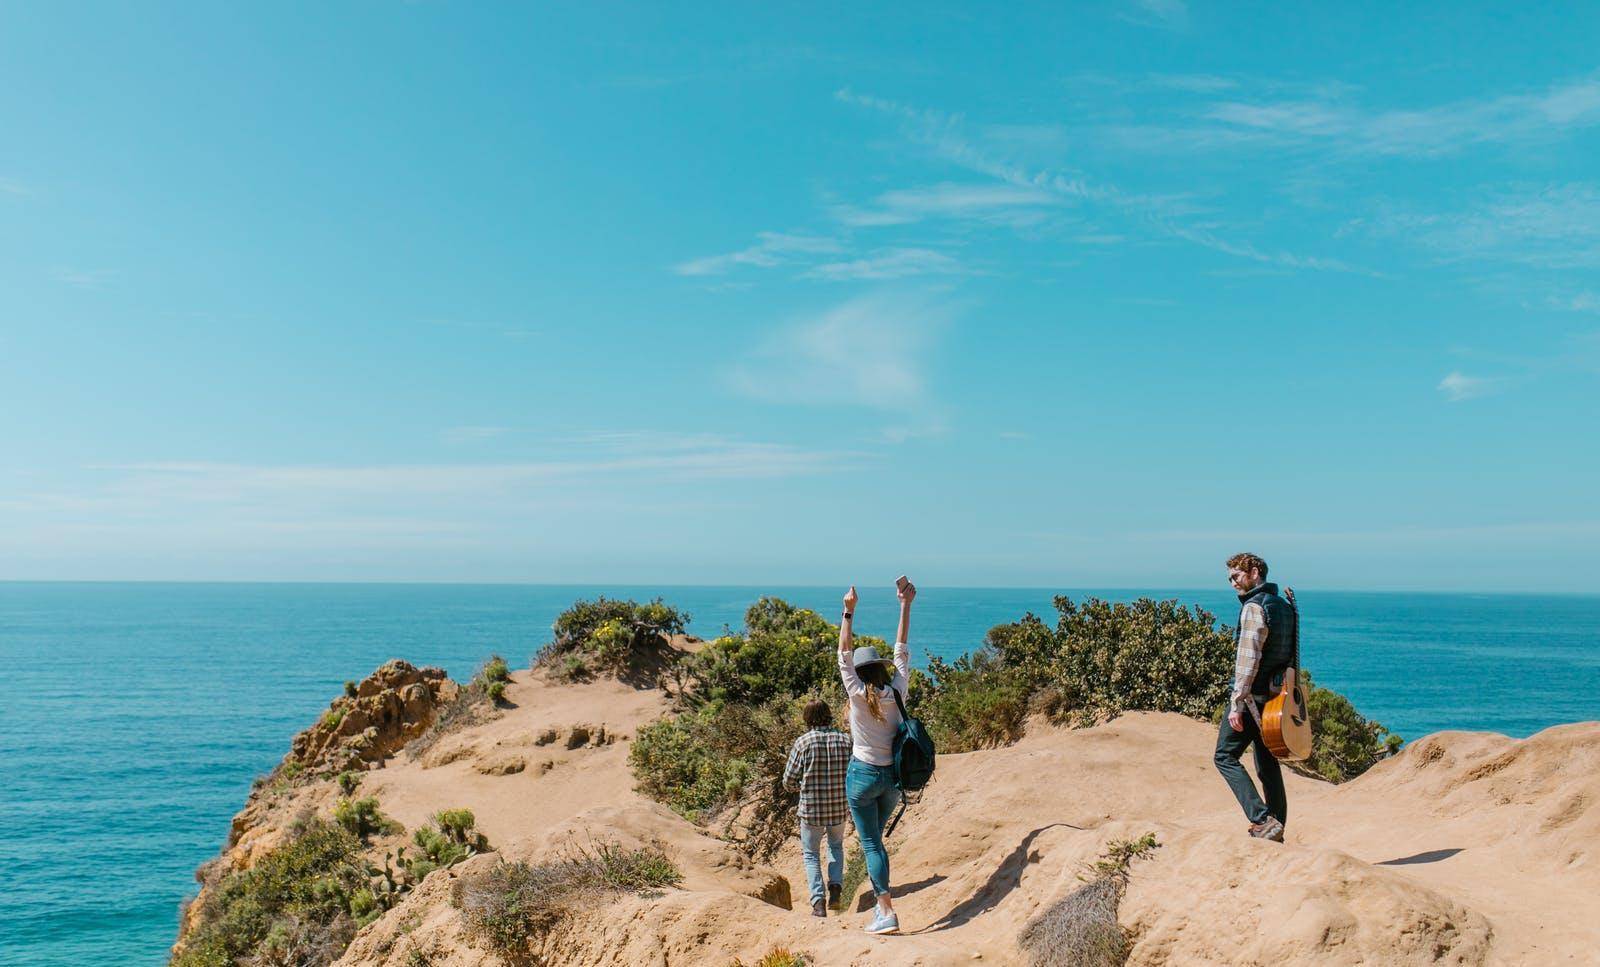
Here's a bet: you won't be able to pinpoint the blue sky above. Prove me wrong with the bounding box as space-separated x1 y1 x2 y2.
2 2 1597 590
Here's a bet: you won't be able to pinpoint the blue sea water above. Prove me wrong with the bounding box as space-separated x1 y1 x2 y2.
1 582 1596 966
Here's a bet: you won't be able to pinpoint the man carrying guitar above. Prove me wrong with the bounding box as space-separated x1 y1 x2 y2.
1214 552 1296 842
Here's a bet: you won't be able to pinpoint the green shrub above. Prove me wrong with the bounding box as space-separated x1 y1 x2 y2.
452 839 680 958
322 706 346 730
536 596 689 676
171 816 366 967
560 654 590 681
1032 597 1236 723
486 680 506 704
631 705 760 821
332 797 395 841
336 771 361 796
731 949 808 967
922 646 1031 752
481 655 510 684
343 680 358 698
433 808 477 843
631 598 879 858
680 597 875 707
927 595 1396 782
631 695 810 858
1299 670 1404 782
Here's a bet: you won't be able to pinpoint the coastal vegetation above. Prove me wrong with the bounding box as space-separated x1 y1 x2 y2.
174 806 488 967
628 596 877 856
730 950 808 967
452 838 681 959
933 596 1403 777
534 596 688 679
334 796 397 841
173 815 370 967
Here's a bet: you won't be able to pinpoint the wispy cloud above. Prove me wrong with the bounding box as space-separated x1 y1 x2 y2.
1358 183 1600 270
1558 291 1600 314
1146 73 1236 93
806 247 964 281
441 426 510 443
674 232 841 276
1437 371 1503 402
831 182 1058 228
729 292 953 413
52 267 116 289
1122 0 1188 30
1201 74 1600 157
836 88 1376 275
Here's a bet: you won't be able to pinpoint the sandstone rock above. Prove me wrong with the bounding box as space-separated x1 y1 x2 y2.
282 660 452 774
565 725 592 749
475 753 526 776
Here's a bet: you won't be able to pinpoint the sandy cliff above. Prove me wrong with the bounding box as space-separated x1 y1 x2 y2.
184 658 1600 966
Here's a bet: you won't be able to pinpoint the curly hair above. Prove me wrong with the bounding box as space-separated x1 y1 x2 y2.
1225 552 1268 578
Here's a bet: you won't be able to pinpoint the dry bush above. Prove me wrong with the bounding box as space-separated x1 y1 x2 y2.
730 949 807 967
1018 833 1160 967
452 838 681 960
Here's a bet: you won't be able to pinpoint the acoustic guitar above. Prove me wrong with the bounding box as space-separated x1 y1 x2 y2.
1261 587 1313 761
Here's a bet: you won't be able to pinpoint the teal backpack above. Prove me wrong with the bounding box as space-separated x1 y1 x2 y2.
889 688 937 792
883 688 936 837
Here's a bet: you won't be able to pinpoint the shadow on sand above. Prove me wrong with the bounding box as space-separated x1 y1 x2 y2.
854 874 949 912
1377 848 1465 866
916 822 1086 933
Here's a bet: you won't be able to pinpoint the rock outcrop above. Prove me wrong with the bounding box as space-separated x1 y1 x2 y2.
288 660 456 775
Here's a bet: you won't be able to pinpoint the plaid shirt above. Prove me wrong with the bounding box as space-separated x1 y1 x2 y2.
782 727 851 826
1232 600 1268 717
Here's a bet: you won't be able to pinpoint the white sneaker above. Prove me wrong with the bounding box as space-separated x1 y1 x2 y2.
865 910 900 935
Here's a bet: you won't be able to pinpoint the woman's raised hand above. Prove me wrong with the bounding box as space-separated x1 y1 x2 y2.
843 586 859 612
897 579 916 605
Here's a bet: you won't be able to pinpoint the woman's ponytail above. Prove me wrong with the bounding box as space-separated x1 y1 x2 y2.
860 662 890 723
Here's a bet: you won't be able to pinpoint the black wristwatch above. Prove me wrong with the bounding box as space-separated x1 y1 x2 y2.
841 611 853 620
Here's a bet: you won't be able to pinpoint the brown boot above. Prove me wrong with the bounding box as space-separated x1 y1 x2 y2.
812 899 826 918
1249 817 1285 842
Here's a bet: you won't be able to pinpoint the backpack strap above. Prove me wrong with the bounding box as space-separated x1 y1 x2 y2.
890 684 909 720
884 797 909 838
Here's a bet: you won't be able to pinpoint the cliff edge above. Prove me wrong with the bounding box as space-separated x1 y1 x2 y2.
177 656 1600 966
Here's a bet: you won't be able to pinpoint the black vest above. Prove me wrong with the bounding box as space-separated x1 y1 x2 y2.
1238 583 1296 700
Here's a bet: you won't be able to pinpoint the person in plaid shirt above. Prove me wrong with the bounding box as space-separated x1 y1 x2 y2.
783 699 852 917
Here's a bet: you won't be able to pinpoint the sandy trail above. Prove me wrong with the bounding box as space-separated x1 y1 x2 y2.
335 670 1600 966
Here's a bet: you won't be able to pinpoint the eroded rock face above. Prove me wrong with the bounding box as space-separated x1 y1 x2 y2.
288 660 456 775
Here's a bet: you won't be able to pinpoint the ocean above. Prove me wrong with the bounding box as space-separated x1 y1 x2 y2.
1 582 1596 966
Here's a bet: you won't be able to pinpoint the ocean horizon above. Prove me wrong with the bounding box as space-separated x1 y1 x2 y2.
3 581 1597 966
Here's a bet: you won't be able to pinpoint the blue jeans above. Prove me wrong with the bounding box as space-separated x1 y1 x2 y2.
799 821 845 906
846 758 900 898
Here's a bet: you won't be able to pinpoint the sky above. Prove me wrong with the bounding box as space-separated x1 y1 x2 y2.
2 2 1597 591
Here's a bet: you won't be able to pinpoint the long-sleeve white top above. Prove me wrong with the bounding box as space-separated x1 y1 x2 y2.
837 641 910 767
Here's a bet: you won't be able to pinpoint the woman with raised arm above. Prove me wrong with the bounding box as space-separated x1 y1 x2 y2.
837 579 915 936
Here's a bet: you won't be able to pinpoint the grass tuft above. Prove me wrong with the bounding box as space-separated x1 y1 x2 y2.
1018 833 1160 967
453 837 681 959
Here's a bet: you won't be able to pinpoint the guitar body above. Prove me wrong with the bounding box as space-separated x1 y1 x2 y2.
1261 667 1313 761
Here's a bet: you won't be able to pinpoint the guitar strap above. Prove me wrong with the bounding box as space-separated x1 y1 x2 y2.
1285 587 1300 681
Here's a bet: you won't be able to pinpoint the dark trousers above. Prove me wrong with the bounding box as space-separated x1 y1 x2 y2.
1214 706 1287 826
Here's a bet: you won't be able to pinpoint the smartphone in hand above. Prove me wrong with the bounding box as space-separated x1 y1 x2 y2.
895 575 909 592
